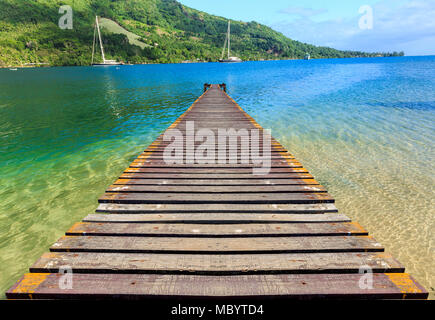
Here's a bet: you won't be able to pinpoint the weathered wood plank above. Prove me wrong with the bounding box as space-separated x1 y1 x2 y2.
83 213 351 224
130 161 302 168
138 152 293 157
106 184 327 193
7 273 427 299
136 158 296 163
139 151 293 155
173 125 264 129
154 131 279 136
120 173 315 180
96 203 338 213
66 222 367 237
124 167 309 174
141 149 293 154
98 192 334 204
143 141 288 146
146 145 286 150
30 252 403 274
113 178 320 186
50 235 383 253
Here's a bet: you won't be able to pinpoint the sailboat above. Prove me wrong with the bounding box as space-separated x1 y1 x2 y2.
91 16 123 66
219 21 242 63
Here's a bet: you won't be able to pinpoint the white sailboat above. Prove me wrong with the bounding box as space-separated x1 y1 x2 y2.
219 21 242 63
91 16 123 66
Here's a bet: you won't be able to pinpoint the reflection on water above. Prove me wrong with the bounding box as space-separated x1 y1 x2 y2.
0 57 434 298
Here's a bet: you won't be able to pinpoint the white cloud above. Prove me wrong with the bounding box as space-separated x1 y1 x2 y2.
272 0 435 55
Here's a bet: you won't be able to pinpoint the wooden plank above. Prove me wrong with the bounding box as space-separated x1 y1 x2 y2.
141 149 293 154
136 157 296 162
124 167 309 174
141 152 293 158
65 222 367 237
173 110 242 114
139 151 293 156
146 139 287 143
83 213 352 224
156 129 277 134
130 161 302 168
96 203 339 213
50 235 383 254
113 178 320 186
176 121 258 128
142 145 290 150
7 273 427 299
30 252 403 274
181 117 255 120
120 173 315 180
145 139 286 143
147 144 285 149
148 135 283 140
106 184 327 193
98 192 334 204
143 141 288 146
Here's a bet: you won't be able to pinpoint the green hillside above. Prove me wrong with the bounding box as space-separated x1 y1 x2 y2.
0 0 404 66
98 17 148 49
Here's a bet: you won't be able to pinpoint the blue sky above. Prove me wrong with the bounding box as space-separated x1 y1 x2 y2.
179 0 435 55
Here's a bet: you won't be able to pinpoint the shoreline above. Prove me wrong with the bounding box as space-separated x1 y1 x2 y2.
0 55 416 69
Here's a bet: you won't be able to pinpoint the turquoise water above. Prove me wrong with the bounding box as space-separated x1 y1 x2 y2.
0 56 434 298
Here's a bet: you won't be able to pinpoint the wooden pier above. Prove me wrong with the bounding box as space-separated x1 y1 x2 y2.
6 85 428 299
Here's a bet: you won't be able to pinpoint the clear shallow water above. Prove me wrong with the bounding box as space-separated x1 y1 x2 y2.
0 57 434 298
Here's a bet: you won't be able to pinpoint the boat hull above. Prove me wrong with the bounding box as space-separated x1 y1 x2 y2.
219 59 242 63
92 63 123 66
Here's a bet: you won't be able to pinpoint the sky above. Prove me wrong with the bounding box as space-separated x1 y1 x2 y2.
179 0 435 56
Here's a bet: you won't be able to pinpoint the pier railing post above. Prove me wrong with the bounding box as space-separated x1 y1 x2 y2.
219 83 227 92
203 83 211 92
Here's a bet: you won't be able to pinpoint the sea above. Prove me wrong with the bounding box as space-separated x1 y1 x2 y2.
0 56 434 298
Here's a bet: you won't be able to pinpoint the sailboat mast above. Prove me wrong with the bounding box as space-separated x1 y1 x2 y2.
91 22 96 64
95 16 106 63
227 21 230 59
218 19 241 63
221 28 227 60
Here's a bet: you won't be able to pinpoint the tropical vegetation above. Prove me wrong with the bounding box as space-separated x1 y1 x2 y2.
0 0 404 67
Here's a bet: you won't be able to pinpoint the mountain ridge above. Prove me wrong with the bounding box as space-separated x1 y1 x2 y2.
0 0 404 66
